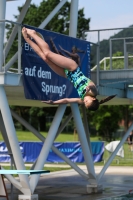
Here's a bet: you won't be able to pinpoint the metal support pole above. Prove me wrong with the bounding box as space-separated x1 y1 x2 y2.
0 112 16 200
0 86 30 191
71 103 96 183
124 39 128 69
18 25 21 73
11 109 88 180
4 51 18 72
109 39 112 70
0 112 13 155
0 0 6 71
9 152 14 200
126 52 129 69
39 0 67 29
69 0 79 37
96 31 100 87
30 105 67 193
4 0 32 59
81 105 92 155
0 166 22 191
0 166 31 195
104 58 106 70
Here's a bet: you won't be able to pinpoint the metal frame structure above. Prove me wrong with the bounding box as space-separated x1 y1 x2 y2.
0 0 133 199
110 36 133 70
0 0 98 198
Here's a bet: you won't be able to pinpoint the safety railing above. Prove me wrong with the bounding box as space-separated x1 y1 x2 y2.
82 27 133 86
91 55 133 71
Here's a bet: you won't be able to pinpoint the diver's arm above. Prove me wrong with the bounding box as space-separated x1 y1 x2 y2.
42 98 84 104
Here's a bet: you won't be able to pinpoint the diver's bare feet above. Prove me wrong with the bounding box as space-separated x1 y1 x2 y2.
22 27 28 39
26 28 36 37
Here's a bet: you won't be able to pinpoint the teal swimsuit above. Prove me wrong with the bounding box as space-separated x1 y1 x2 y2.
65 67 91 99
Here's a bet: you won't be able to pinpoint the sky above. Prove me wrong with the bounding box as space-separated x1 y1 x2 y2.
5 0 133 42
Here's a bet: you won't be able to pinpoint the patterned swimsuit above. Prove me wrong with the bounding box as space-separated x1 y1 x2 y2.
65 67 92 99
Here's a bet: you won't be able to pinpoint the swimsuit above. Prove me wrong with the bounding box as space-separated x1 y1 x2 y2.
65 67 91 99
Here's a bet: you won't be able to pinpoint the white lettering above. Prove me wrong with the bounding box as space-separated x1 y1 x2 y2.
37 67 51 79
25 43 33 51
42 82 66 97
24 66 36 77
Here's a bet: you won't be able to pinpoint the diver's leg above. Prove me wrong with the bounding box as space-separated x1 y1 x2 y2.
26 28 78 71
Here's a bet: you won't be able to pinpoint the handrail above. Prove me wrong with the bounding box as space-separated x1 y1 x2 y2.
91 55 133 71
0 19 22 26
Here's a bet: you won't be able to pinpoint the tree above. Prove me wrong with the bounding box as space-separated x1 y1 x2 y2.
11 105 30 131
88 105 122 142
120 105 133 132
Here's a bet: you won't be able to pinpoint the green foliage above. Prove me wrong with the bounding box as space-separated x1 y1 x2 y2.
77 8 90 38
10 106 30 130
88 105 123 141
120 105 133 131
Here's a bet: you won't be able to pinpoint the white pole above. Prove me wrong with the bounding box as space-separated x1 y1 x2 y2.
5 51 18 72
69 0 79 37
81 105 92 155
4 0 32 59
11 109 89 179
39 0 67 29
0 86 30 191
71 103 96 183
0 0 6 71
69 0 96 183
30 105 67 193
18 25 21 73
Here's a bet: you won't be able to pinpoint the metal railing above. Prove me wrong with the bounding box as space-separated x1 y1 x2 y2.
91 55 133 71
82 27 133 86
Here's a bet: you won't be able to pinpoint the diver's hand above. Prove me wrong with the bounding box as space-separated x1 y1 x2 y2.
41 100 53 104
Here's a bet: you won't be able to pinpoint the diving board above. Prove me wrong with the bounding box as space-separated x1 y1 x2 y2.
0 167 50 200
0 170 50 175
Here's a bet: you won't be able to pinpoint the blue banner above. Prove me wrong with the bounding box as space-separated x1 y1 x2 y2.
22 25 91 101
0 142 104 163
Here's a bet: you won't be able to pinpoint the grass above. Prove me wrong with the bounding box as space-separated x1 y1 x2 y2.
0 130 100 142
0 131 133 166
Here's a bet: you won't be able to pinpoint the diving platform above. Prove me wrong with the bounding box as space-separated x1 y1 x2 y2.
3 69 133 107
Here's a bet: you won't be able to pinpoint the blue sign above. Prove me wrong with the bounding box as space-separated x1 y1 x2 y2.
22 25 91 101
0 142 104 163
